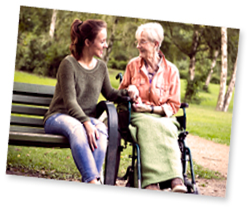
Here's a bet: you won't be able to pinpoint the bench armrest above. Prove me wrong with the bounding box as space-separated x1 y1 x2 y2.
96 101 120 185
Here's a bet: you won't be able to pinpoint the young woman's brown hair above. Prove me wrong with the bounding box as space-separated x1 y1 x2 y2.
69 19 107 60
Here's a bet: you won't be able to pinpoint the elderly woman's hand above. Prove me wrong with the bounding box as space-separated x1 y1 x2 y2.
132 103 151 113
127 85 139 101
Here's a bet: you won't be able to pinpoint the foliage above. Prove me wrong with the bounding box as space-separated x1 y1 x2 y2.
16 32 49 73
15 6 239 112
107 59 127 70
184 76 205 104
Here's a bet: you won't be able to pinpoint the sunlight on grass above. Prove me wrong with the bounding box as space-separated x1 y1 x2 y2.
187 104 232 145
14 71 57 86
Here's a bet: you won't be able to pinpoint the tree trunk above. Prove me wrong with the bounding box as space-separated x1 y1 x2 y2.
205 49 219 88
49 9 57 39
189 30 199 81
103 17 118 63
222 55 237 112
216 27 228 111
189 54 196 81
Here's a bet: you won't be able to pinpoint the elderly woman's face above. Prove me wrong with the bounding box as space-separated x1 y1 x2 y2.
136 31 156 60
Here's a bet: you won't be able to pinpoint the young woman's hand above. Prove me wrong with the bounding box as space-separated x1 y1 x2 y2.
127 85 139 101
83 121 99 151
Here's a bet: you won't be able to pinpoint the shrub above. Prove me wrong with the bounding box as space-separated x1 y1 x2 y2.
108 59 127 70
15 32 69 78
15 32 50 72
210 75 220 84
179 70 189 80
184 76 205 104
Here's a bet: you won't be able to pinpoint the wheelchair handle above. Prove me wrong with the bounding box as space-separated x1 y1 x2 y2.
180 103 189 108
116 73 123 83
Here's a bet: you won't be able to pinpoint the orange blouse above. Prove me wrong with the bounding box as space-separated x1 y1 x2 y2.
119 51 181 117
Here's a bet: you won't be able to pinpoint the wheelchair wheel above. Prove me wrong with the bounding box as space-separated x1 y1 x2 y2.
185 179 199 194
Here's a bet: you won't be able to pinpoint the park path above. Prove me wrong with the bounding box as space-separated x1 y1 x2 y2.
185 134 230 197
185 134 230 178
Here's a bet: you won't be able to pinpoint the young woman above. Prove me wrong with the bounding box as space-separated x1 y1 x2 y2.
43 19 128 184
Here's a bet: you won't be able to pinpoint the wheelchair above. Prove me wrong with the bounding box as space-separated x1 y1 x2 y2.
115 73 199 194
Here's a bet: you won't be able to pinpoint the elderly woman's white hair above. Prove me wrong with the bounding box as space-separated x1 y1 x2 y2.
135 22 164 51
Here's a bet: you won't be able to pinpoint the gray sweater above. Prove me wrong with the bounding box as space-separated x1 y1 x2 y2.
44 55 127 124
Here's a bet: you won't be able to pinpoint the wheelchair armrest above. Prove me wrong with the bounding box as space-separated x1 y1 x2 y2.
180 103 189 109
96 101 121 185
115 96 132 104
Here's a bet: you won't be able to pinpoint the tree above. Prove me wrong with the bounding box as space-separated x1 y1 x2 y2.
204 48 219 90
165 23 207 81
203 26 221 90
216 27 228 111
49 9 57 39
222 54 237 112
103 17 119 63
188 28 200 81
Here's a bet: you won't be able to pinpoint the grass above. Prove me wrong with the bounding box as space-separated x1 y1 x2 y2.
14 70 57 86
7 146 81 181
7 70 233 180
186 105 233 145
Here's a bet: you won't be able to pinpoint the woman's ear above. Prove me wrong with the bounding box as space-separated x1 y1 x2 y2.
154 41 159 50
85 39 92 47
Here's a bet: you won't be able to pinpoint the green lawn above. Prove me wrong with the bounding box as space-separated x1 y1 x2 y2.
14 70 57 86
14 70 233 145
8 70 234 180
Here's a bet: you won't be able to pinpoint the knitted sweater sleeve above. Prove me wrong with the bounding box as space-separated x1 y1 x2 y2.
57 59 90 123
101 67 128 102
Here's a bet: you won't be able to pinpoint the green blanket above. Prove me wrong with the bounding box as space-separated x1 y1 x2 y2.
129 112 183 188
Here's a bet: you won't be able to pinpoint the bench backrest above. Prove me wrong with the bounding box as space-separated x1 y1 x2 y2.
10 82 55 133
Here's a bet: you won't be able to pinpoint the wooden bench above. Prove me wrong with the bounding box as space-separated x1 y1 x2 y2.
8 82 121 185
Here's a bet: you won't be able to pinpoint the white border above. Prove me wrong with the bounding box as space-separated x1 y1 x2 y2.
1 1 248 209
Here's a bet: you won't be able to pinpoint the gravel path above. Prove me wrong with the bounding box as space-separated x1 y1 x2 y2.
185 134 229 197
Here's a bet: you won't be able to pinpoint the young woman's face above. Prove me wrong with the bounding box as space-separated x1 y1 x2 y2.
89 28 108 58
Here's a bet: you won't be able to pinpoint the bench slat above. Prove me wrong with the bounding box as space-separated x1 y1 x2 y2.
10 126 46 134
9 131 69 148
12 94 52 106
11 105 48 116
11 116 44 127
13 82 55 97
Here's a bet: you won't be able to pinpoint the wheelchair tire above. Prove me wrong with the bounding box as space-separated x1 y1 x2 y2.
185 179 199 194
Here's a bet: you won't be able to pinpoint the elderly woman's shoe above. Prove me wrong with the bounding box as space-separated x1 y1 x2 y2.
144 183 160 190
171 178 187 193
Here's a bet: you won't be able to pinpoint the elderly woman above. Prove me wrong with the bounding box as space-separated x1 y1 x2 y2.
119 22 187 192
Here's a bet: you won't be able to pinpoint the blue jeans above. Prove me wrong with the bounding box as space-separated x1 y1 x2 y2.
44 113 108 183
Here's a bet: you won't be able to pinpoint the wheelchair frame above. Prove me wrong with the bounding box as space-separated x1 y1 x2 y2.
115 73 199 194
